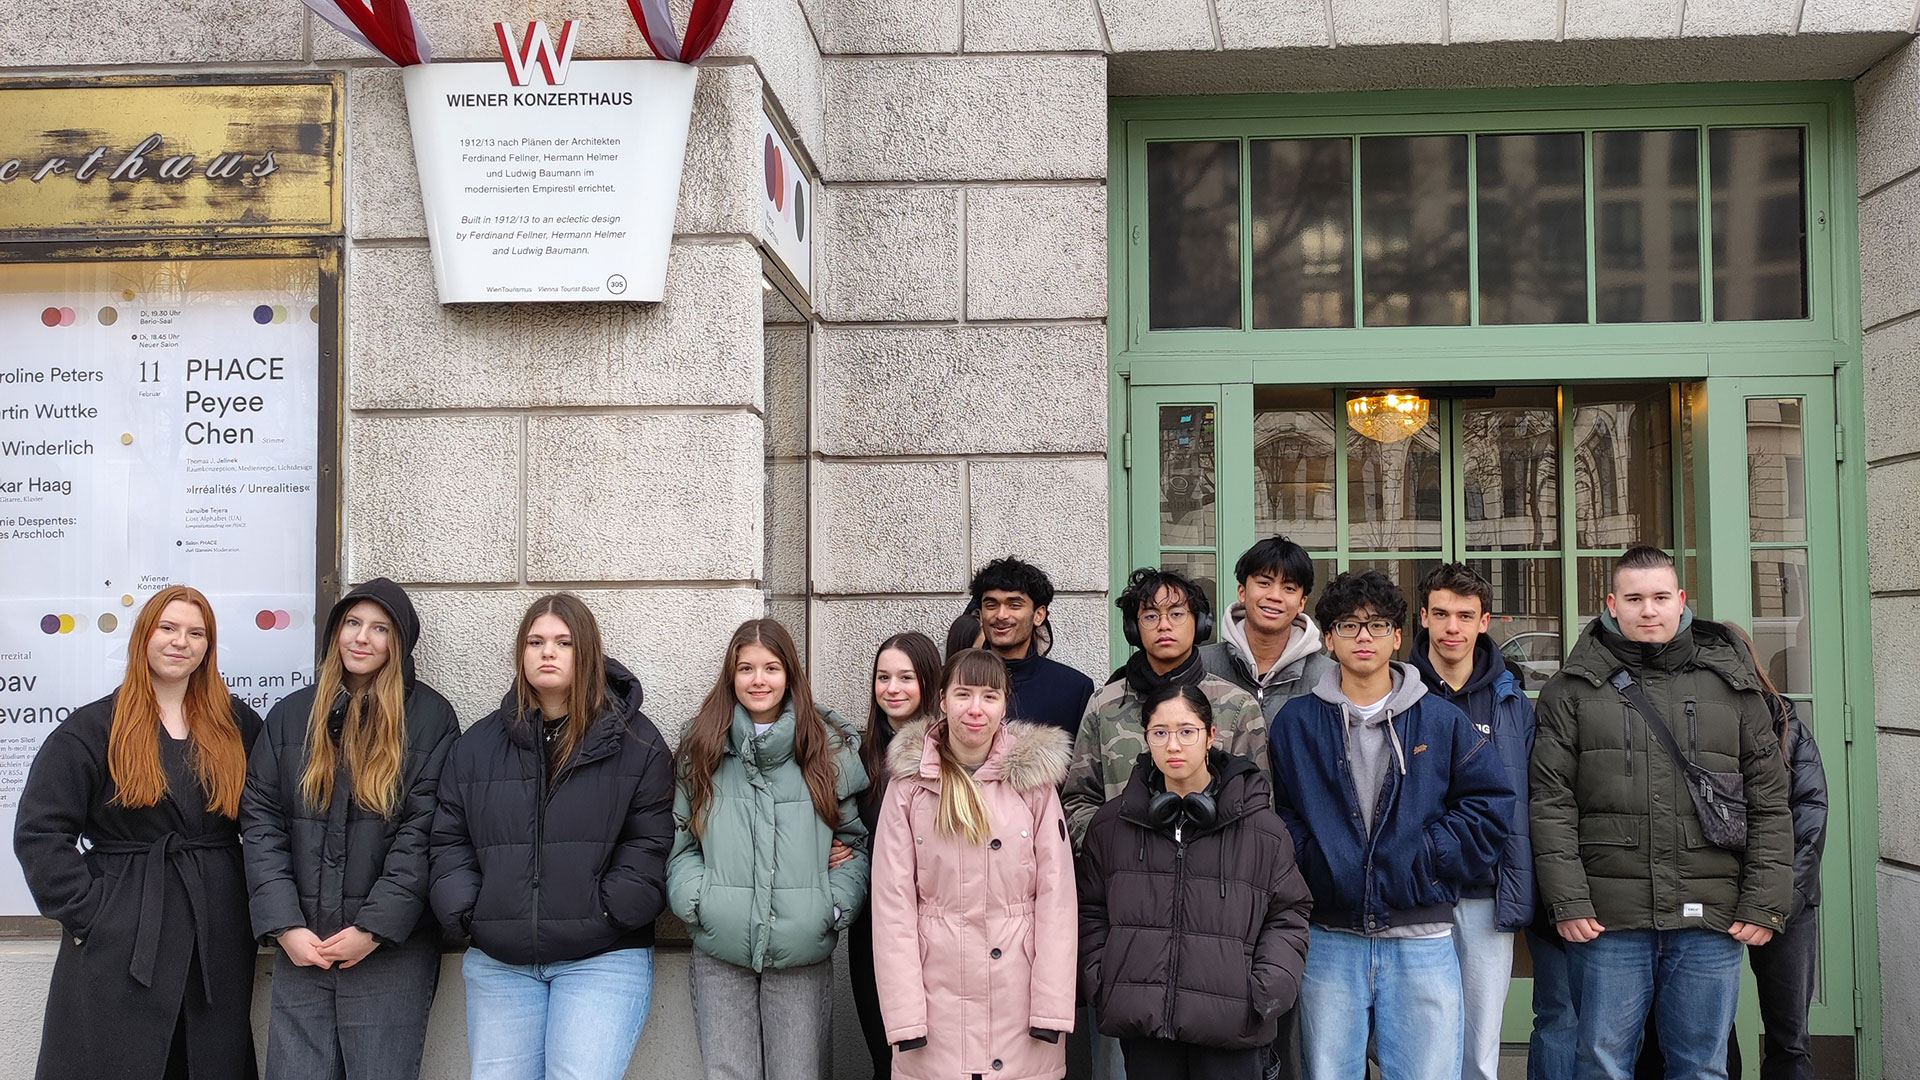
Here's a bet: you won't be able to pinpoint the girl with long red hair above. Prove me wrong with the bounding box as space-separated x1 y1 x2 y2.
15 585 263 1080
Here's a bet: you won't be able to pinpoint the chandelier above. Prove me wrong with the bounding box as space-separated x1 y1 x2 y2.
1347 390 1431 444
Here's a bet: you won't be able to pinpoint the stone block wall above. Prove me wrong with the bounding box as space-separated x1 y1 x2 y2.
1857 36 1920 1071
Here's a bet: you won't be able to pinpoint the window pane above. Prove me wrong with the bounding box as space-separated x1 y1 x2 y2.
1711 127 1808 321
1477 133 1588 325
1594 130 1701 323
1747 397 1807 543
1361 135 1469 326
1149 141 1242 330
1161 551 1221 644
1346 392 1442 551
1462 387 1560 550
1160 405 1216 547
1251 138 1354 329
1575 555 1613 632
1750 548 1811 695
1466 557 1564 691
1254 387 1339 549
1569 384 1672 549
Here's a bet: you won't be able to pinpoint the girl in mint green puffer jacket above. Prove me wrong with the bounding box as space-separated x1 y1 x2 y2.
667 618 869 1080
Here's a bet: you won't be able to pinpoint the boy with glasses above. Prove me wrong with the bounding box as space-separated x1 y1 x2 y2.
1268 570 1514 1080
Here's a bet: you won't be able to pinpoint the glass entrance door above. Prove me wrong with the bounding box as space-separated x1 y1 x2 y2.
1124 375 1855 1070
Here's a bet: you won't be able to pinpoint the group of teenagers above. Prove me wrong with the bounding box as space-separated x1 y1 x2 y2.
11 537 1825 1080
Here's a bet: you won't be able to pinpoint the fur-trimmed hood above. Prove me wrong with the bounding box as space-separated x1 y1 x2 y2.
886 717 1071 792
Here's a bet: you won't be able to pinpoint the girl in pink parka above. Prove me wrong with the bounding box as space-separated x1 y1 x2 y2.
872 649 1077 1080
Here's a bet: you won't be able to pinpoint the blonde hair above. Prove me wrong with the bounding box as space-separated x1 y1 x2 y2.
299 633 408 818
933 649 1009 845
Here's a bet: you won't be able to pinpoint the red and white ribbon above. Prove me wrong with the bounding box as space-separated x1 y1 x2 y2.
302 0 432 65
627 0 733 62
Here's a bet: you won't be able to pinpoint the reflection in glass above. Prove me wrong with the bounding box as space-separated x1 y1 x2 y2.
1594 130 1701 323
1254 387 1338 549
1462 388 1559 550
1747 398 1807 543
1361 135 1469 326
1711 128 1808 321
1161 551 1221 644
1467 558 1563 691
1570 384 1672 549
1477 134 1588 325
1681 382 1701 556
1149 141 1242 330
1750 548 1811 695
1160 405 1217 547
1347 393 1442 550
1575 556 1613 631
1251 139 1354 329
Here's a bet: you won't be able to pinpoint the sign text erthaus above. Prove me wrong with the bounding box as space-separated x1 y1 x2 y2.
402 22 697 304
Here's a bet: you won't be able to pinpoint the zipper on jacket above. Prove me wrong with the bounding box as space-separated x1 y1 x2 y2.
1166 837 1187 1032
532 748 546 963
1685 699 1698 755
1622 705 1634 779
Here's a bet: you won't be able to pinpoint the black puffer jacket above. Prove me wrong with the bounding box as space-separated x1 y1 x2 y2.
429 658 674 966
242 579 460 946
1077 751 1312 1049
1776 697 1828 917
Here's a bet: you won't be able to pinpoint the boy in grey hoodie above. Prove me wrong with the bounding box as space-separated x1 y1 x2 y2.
1201 536 1338 723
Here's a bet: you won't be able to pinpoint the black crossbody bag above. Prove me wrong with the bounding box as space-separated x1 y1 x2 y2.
1608 668 1748 850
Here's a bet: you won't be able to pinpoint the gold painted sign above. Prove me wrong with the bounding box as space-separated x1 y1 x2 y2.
0 77 342 237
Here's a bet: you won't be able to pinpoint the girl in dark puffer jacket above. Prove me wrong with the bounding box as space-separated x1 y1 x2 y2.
1078 684 1313 1080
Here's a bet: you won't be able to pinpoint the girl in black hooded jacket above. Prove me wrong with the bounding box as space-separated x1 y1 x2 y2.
241 577 460 1080
429 592 675 1080
1078 684 1312 1080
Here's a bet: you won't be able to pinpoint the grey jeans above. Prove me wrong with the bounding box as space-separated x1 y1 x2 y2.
264 935 440 1080
689 949 832 1080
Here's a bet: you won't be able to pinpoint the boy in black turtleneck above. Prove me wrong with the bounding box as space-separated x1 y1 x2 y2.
968 557 1096 739
1406 564 1539 1080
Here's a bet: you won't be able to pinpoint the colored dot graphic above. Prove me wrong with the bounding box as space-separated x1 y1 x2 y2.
98 307 119 326
255 609 293 630
252 305 293 325
39 307 82 328
38 614 78 635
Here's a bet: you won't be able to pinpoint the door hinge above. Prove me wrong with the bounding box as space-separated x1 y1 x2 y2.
1843 702 1855 744
1854 987 1866 1029
1835 423 1847 463
1122 431 1133 470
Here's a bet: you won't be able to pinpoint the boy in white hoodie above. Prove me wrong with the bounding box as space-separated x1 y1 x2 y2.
1201 535 1339 723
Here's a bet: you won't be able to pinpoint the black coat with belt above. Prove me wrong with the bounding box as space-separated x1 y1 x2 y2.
429 657 675 966
15 691 263 1080
1077 751 1313 1050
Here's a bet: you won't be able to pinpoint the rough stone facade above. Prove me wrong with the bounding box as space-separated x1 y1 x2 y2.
5 0 1919 1075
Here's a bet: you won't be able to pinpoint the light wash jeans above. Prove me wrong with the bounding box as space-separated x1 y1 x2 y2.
1298 926 1462 1080
1452 897 1515 1080
462 947 655 1080
1565 928 1742 1080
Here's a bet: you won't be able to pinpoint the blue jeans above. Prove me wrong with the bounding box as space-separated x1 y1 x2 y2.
1566 929 1741 1080
462 947 655 1080
1298 927 1462 1080
1528 928 1577 1080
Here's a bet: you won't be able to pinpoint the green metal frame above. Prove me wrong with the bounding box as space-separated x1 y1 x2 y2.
1106 81 1881 1077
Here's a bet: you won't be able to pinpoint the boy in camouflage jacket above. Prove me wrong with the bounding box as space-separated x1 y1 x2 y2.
1063 568 1265 847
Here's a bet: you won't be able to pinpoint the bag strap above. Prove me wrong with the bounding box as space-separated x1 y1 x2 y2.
1607 668 1707 781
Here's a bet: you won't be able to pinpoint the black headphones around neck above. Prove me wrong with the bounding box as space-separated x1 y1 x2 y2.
1145 787 1219 835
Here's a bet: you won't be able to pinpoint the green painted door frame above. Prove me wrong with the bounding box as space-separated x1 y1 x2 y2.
1107 81 1881 1076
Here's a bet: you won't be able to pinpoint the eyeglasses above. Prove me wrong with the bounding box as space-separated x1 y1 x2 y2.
1331 618 1397 639
1146 726 1205 746
1138 608 1191 628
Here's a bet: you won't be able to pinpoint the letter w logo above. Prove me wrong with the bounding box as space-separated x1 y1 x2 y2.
495 21 577 87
